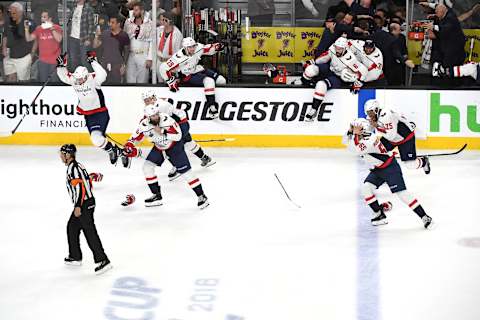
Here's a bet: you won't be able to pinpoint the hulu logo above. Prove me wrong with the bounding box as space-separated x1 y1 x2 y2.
430 93 480 133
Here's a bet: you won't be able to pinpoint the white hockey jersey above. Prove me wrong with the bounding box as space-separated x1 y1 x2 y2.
347 40 384 82
375 108 416 145
315 44 368 82
57 61 107 115
346 133 397 170
129 113 182 150
160 43 218 80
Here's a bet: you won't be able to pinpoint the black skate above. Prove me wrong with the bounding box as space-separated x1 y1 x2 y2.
304 108 318 122
422 156 431 175
168 167 182 181
198 195 209 209
94 259 112 275
371 211 388 226
207 104 219 119
108 145 120 165
121 153 131 168
422 215 434 229
64 257 82 266
200 155 216 168
145 193 163 207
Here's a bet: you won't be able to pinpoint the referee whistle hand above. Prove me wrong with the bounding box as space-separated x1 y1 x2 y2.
74 207 81 217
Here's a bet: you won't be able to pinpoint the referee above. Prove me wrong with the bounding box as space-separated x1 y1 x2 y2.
60 144 112 275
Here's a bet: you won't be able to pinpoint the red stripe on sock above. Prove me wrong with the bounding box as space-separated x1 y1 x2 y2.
409 199 418 208
365 195 375 202
188 178 200 186
146 176 157 181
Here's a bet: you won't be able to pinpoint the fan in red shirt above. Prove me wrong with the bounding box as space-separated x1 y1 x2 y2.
25 9 62 82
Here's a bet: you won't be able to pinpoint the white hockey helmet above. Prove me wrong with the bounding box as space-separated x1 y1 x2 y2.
364 99 382 118
351 118 372 137
333 36 348 56
72 66 89 84
145 104 160 117
182 37 196 48
142 90 157 103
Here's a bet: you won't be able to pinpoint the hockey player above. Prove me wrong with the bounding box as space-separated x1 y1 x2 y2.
159 37 226 119
364 99 431 174
122 105 209 209
56 52 120 165
345 118 434 229
347 39 386 85
435 61 480 85
302 36 368 121
127 90 215 180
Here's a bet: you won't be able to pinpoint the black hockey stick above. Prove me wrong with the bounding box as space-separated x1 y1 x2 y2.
0 68 56 137
419 144 467 157
274 173 301 209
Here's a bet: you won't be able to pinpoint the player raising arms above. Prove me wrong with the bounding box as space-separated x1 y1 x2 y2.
159 37 226 119
122 105 209 209
345 118 434 229
56 52 120 165
364 99 431 174
132 90 215 180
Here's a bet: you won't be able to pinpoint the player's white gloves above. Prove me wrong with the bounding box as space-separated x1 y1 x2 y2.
167 76 179 92
340 68 358 83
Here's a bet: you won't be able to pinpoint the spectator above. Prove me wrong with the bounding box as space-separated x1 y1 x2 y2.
427 4 466 79
326 1 351 20
248 0 275 26
68 0 96 71
90 0 108 31
24 9 62 82
0 4 6 81
31 0 58 25
123 2 154 83
93 15 130 84
387 22 414 85
156 11 182 83
344 0 375 17
2 2 33 82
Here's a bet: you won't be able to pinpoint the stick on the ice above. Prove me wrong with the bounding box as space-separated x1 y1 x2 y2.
0 66 56 138
274 173 301 209
419 144 467 157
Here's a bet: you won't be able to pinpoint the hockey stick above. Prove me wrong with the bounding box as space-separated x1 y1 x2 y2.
274 173 301 209
0 68 56 137
419 144 467 157
196 138 235 142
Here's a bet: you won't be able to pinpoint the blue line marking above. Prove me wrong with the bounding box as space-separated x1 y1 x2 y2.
358 89 376 119
357 89 380 320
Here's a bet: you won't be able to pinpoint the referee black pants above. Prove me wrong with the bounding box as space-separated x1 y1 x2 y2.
67 198 108 263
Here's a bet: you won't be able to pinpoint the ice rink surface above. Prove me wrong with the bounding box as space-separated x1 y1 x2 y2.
1 146 480 320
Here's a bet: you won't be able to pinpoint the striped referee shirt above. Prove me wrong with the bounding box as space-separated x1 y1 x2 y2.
66 161 94 207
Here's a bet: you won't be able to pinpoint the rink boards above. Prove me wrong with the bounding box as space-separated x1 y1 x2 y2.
0 86 478 149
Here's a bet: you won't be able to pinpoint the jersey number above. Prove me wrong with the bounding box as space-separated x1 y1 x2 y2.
384 123 393 130
167 60 175 67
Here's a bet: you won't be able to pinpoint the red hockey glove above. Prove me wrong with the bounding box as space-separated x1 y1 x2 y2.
123 141 139 158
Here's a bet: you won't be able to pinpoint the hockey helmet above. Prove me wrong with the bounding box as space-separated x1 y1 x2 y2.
60 143 77 155
364 99 382 120
333 36 348 57
363 39 375 54
182 37 197 48
350 118 372 137
72 66 89 85
145 104 160 117
142 90 157 104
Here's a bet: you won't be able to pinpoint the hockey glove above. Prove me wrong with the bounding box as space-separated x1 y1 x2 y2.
167 76 179 92
89 172 103 182
86 50 97 64
56 53 68 67
302 59 316 69
123 141 139 158
214 42 225 52
350 80 363 94
121 194 136 206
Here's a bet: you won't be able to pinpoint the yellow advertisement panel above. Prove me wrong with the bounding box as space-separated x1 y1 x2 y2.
242 27 324 63
407 29 480 64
